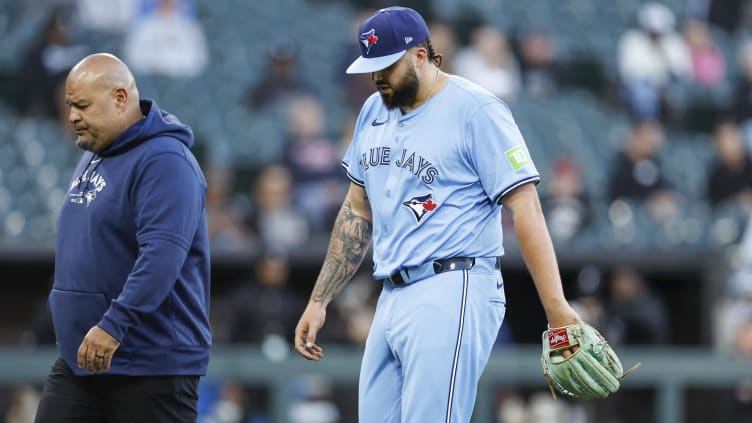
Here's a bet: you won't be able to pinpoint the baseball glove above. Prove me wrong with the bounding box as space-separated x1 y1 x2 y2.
540 322 640 400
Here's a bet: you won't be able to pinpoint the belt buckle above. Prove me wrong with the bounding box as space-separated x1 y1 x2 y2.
433 257 475 274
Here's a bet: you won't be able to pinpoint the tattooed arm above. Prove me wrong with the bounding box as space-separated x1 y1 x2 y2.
311 183 372 306
295 183 372 360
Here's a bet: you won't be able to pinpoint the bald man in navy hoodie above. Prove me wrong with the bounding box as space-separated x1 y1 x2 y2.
35 53 211 422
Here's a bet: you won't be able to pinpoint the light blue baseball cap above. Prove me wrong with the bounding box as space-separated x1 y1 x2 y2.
345 7 430 74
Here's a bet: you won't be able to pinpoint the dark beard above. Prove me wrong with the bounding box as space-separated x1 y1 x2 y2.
380 66 420 110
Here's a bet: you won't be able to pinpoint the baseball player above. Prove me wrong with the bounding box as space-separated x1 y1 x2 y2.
294 7 581 422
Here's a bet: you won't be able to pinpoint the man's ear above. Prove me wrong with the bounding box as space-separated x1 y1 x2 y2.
112 87 128 108
415 46 429 68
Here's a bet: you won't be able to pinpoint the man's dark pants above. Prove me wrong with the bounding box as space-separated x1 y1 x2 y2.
34 357 199 423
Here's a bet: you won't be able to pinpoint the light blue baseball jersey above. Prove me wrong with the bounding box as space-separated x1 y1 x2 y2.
342 75 540 279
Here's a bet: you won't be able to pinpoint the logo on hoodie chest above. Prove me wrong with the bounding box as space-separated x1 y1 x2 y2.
68 168 107 207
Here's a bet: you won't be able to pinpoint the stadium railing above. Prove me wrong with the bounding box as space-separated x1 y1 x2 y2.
1 345 750 423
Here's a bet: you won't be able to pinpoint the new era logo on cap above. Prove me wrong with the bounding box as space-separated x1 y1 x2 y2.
346 7 430 74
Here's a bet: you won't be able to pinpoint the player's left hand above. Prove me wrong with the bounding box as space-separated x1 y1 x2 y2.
77 325 120 374
541 321 640 399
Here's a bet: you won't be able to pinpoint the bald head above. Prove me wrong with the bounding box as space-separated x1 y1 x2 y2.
68 53 139 102
65 53 143 152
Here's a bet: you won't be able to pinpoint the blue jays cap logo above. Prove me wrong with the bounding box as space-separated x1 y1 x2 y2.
402 193 438 222
360 28 379 55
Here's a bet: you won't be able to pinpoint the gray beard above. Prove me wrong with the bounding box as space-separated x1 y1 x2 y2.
76 139 95 152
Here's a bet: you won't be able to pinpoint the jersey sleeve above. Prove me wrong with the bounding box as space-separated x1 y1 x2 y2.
467 101 540 204
341 137 365 187
342 105 369 187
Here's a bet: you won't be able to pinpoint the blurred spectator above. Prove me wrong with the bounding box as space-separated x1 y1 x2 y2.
76 0 136 34
453 25 520 102
3 292 53 423
246 164 309 254
197 380 249 423
246 41 312 111
687 0 746 34
330 270 380 347
338 9 378 113
718 321 752 422
569 266 606 328
514 26 562 97
18 6 89 119
705 121 752 211
19 295 55 347
602 266 670 345
282 95 347 232
617 2 691 121
681 19 728 133
496 392 527 423
541 156 592 243
137 0 197 16
714 275 752 356
683 19 726 89
288 375 340 423
714 212 752 354
205 164 254 253
222 253 302 345
122 0 208 78
591 266 669 423
607 120 680 220
338 0 434 19
732 39 752 153
337 113 358 157
496 390 583 423
4 386 40 423
427 20 458 73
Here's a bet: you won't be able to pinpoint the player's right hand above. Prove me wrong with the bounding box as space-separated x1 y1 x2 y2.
77 325 120 374
294 301 326 361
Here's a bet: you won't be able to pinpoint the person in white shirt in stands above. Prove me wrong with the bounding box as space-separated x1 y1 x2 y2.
122 0 208 78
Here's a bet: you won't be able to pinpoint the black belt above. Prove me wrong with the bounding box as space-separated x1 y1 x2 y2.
385 256 502 286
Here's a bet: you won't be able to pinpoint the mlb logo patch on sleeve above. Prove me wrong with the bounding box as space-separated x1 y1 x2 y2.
505 146 529 171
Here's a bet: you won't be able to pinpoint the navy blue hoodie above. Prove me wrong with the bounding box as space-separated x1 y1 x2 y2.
51 100 211 376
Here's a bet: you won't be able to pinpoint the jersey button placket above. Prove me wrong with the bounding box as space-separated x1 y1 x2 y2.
378 122 399 233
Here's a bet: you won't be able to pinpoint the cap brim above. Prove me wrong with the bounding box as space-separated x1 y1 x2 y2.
345 50 406 74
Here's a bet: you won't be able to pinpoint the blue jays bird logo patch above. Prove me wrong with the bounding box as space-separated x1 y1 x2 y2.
402 193 438 222
360 29 379 54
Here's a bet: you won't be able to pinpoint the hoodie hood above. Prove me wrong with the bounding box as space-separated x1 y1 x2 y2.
99 99 193 157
